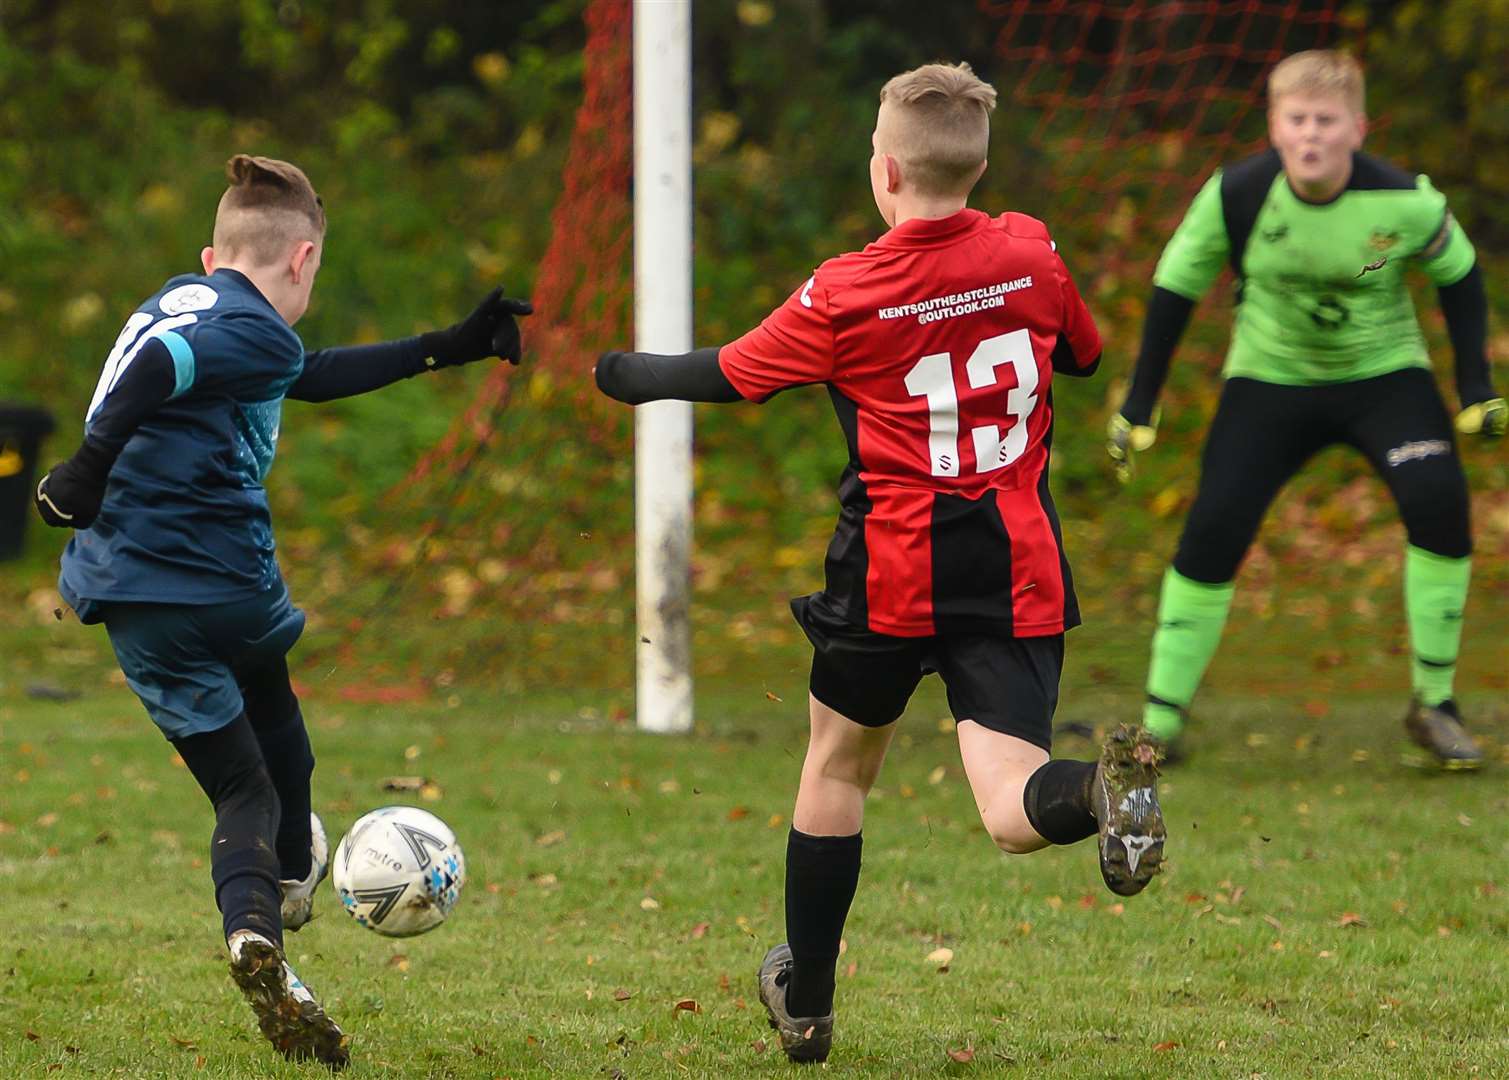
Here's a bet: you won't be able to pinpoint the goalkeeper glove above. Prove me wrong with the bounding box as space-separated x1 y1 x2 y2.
1105 410 1159 484
35 437 116 529
1455 396 1506 438
420 287 534 368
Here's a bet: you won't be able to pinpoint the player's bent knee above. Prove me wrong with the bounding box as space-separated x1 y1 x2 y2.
990 831 1040 856
1399 499 1471 559
812 750 886 794
1173 526 1249 584
979 806 1038 855
214 758 280 820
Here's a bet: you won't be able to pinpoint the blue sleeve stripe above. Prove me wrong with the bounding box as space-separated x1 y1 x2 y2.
159 331 196 398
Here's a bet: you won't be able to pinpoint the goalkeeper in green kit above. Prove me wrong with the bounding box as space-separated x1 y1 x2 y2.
1108 50 1503 769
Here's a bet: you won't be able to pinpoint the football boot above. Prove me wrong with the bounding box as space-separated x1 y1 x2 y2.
756 943 834 1064
228 930 350 1069
1402 697 1484 771
1091 724 1166 896
280 812 330 932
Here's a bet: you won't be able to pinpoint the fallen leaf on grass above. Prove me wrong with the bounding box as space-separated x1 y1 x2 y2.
673 999 701 1014
947 1046 975 1063
613 988 632 1001
535 830 566 847
764 691 783 703
168 1035 197 1050
690 921 710 939
1338 912 1366 928
380 776 425 791
727 806 749 821
640 897 660 911
927 947 953 971
752 1038 767 1054
388 955 409 972
25 1031 39 1041
1153 1041 1179 1051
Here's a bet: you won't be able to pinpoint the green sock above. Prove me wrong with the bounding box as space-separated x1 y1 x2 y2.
1404 545 1471 708
1143 568 1236 738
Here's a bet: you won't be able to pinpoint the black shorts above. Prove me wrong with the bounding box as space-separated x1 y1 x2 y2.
1174 368 1470 583
792 594 1064 750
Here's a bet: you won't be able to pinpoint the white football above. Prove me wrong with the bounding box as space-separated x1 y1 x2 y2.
332 806 465 937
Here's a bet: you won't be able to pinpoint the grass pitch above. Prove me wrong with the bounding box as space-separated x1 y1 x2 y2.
2 619 1507 1078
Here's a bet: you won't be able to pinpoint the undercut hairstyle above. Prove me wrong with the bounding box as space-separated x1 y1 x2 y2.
212 154 326 266
1268 50 1365 114
877 62 997 197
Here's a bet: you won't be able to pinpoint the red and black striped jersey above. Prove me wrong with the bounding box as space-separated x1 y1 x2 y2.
718 208 1101 638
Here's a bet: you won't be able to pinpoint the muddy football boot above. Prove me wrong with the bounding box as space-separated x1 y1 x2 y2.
756 943 833 1064
1402 697 1484 771
281 812 330 932
1091 724 1166 896
229 931 350 1070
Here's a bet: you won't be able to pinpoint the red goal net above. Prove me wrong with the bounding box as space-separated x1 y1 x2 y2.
980 1 1357 266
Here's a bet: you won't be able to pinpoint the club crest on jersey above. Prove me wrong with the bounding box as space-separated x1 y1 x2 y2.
1309 295 1349 330
159 283 219 315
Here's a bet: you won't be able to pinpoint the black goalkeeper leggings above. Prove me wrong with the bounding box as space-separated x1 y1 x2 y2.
1173 369 1471 585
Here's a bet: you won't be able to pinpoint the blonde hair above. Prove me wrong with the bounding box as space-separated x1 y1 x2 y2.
877 62 997 197
212 154 326 266
1268 50 1365 114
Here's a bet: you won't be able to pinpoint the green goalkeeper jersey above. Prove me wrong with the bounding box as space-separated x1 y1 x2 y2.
1154 150 1477 385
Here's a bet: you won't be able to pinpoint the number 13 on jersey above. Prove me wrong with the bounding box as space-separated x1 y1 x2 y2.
904 328 1040 477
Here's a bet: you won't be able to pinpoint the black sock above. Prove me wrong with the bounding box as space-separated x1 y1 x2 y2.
784 829 862 1018
240 659 315 881
174 716 284 947
1022 759 1097 845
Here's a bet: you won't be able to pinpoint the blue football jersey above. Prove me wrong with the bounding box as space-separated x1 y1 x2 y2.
60 269 306 615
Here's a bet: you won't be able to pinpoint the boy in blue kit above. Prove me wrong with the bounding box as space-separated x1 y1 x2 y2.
34 154 531 1069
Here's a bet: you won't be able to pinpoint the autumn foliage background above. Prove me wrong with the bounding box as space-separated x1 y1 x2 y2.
2 0 1506 694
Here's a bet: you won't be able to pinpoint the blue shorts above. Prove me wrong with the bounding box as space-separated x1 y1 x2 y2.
100 582 306 741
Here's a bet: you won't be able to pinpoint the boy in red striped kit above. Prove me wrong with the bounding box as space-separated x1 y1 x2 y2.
596 61 1164 1064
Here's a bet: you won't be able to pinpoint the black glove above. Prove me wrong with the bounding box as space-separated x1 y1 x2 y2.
35 437 117 529
419 288 534 368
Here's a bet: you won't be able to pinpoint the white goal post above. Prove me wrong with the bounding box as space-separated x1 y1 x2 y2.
632 0 694 734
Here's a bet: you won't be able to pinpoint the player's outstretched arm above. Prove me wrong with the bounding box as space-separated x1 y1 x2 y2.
289 288 533 403
595 348 744 405
35 336 180 529
1106 286 1195 481
1438 265 1505 438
